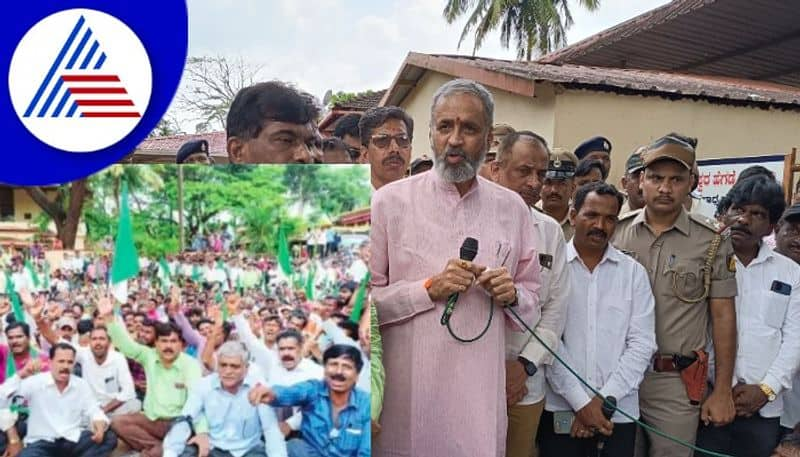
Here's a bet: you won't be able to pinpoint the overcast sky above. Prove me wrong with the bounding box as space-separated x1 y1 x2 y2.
171 0 670 131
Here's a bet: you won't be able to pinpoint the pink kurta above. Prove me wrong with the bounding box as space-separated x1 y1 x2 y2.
370 170 541 457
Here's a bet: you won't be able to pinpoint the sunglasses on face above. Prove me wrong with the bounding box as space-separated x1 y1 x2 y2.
370 133 411 149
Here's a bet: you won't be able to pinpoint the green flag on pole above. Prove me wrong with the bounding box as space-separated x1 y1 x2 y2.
110 182 139 303
304 264 316 300
4 271 24 322
349 271 371 323
277 225 293 277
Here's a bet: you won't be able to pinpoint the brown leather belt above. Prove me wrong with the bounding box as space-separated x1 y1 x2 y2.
652 355 681 372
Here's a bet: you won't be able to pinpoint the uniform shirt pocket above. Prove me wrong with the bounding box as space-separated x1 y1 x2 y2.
665 258 705 302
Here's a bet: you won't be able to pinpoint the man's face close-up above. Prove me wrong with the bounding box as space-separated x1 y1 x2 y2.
430 93 490 183
365 118 412 185
229 120 318 164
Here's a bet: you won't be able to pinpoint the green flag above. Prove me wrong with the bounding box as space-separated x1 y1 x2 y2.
350 271 371 323
24 259 40 290
305 264 316 300
277 226 293 277
110 182 139 303
158 257 172 293
4 271 24 322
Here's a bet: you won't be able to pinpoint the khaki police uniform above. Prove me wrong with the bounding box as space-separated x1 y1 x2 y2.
559 218 574 242
612 188 737 454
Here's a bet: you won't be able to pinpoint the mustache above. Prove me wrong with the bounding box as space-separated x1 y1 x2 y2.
329 374 346 382
59 369 71 374
382 154 405 166
444 147 467 159
281 355 295 362
587 229 607 239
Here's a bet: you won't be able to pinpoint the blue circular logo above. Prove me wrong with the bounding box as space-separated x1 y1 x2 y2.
3 1 188 185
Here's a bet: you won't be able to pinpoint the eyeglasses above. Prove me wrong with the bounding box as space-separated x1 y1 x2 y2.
370 134 411 149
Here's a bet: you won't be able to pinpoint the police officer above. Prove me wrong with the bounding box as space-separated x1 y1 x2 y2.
574 136 612 178
619 148 646 215
541 149 578 240
612 134 738 457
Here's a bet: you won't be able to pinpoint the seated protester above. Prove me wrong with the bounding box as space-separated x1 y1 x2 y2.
250 344 370 457
226 81 322 164
0 319 50 455
0 343 117 456
77 326 141 418
95 296 205 457
697 177 800 457
540 182 657 457
163 341 287 457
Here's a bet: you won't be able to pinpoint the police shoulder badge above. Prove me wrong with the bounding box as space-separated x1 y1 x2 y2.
539 253 553 270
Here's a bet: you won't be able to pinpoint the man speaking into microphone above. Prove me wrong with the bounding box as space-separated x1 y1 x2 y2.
370 79 542 457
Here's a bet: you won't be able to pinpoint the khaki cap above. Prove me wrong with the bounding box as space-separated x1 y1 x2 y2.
642 137 695 170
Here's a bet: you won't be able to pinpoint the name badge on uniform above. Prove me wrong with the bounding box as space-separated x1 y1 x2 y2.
538 254 553 270
771 280 792 296
174 382 186 390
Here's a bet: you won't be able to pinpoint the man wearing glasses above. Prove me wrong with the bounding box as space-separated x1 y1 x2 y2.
357 106 413 191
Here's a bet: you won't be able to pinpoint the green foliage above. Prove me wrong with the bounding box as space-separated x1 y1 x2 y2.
443 0 600 59
328 90 378 108
77 165 370 257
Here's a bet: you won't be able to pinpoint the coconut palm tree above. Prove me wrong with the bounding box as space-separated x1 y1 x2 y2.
443 0 600 60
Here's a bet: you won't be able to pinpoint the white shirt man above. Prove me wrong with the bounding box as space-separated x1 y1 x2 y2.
75 346 141 417
702 242 800 452
542 240 656 455
0 362 116 455
505 208 569 453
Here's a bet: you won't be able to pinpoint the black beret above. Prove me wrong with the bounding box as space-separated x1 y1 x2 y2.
176 139 209 164
574 136 612 160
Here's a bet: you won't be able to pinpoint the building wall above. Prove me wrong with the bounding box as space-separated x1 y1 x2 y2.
553 89 800 184
398 71 557 160
13 189 48 221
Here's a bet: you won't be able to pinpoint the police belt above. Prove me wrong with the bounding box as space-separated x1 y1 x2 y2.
652 353 697 372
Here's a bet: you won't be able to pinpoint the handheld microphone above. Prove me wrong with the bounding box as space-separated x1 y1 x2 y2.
440 237 478 326
596 395 617 456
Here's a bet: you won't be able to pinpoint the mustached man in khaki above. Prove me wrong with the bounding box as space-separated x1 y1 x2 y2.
611 134 738 457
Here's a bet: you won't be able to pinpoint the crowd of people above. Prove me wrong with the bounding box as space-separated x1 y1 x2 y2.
363 77 800 457
0 234 372 456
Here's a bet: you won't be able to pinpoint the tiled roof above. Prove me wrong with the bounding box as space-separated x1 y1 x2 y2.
135 131 227 154
331 90 387 110
385 53 800 109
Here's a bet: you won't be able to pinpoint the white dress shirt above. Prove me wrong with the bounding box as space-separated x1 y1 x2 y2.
726 244 800 418
75 347 136 406
545 241 657 422
0 373 108 444
506 208 569 405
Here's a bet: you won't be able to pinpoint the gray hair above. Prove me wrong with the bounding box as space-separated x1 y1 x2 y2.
429 79 494 130
216 341 250 366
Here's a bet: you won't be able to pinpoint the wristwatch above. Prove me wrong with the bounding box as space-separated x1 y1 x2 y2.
518 356 537 377
759 383 777 402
